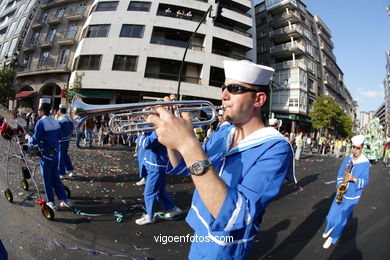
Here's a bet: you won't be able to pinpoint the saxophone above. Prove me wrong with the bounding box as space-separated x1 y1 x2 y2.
336 161 352 204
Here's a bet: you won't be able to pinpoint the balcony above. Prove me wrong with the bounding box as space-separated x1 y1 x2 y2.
156 10 203 24
320 43 336 62
65 9 84 22
145 72 201 84
22 45 37 52
273 59 306 71
214 22 252 38
270 41 305 58
57 38 75 46
270 10 300 27
41 0 82 10
39 41 54 49
269 24 303 41
31 22 43 30
150 39 204 51
47 15 62 25
266 0 298 14
212 49 249 61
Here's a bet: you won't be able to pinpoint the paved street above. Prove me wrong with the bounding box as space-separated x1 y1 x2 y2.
0 136 389 260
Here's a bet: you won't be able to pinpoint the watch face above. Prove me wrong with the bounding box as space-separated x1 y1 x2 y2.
193 162 204 175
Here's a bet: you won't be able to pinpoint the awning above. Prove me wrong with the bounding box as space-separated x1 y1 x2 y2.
15 91 35 99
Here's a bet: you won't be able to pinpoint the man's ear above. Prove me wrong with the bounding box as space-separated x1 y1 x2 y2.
254 92 267 108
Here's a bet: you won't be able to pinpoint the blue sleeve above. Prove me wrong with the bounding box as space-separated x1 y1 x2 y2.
28 121 44 147
142 131 161 149
354 162 370 191
210 141 291 232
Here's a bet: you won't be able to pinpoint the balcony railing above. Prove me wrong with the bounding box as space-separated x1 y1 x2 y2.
273 59 306 70
156 11 203 23
150 39 204 51
270 41 305 54
214 22 252 38
270 10 300 24
212 49 250 61
269 24 302 38
145 72 201 84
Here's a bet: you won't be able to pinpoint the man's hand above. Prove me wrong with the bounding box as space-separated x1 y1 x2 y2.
344 173 356 183
147 106 198 156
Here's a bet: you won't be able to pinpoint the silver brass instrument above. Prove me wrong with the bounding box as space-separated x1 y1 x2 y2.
336 161 352 204
71 95 218 134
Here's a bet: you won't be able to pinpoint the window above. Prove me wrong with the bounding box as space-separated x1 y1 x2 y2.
30 31 40 45
38 51 50 68
0 42 8 58
7 38 17 58
260 30 268 38
45 27 57 41
16 3 26 17
260 45 268 53
65 24 78 39
55 7 66 18
119 24 144 38
39 12 48 23
75 3 86 15
85 24 110 38
6 22 16 38
15 17 27 34
24 55 32 70
24 1 34 14
112 55 137 71
288 98 298 107
95 1 118 11
57 49 70 67
76 55 102 70
127 1 151 11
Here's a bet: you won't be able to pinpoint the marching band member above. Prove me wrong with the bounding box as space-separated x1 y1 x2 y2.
148 60 293 259
322 134 370 249
57 104 78 179
135 130 182 225
25 98 72 210
134 131 146 186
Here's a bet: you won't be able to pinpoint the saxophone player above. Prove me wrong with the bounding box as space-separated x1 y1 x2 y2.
322 135 370 249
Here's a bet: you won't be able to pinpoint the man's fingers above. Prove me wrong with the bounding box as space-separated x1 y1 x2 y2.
147 114 164 126
154 106 174 120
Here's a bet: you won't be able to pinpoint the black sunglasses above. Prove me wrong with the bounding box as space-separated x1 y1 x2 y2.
222 84 259 94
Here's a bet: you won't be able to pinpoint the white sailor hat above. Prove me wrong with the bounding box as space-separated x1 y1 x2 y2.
39 98 51 106
269 118 278 126
223 60 275 86
59 103 67 109
351 135 365 146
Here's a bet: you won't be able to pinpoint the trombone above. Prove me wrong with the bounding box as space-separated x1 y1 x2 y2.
71 95 218 134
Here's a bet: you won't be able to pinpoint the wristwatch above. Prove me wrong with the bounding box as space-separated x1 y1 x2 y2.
188 159 212 176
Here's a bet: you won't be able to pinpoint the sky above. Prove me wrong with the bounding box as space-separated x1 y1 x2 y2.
255 0 390 113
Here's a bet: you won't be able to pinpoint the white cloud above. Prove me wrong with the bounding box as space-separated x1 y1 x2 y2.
357 88 383 99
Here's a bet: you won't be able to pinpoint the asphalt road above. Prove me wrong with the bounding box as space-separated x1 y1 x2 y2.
0 137 389 260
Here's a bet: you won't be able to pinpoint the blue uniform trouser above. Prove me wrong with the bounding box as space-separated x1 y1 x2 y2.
324 197 355 244
0 239 7 260
76 132 83 148
40 154 68 203
86 128 93 146
58 141 74 177
144 170 175 217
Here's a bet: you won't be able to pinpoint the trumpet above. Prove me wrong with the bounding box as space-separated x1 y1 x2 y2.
71 95 218 134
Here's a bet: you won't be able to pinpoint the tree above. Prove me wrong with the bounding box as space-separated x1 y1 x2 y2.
0 68 16 106
65 72 84 104
309 95 353 138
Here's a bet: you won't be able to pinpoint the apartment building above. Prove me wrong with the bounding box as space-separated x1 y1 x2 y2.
255 0 356 133
67 0 256 105
0 0 39 67
12 0 91 109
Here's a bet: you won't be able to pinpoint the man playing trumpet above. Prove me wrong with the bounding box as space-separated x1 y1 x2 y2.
322 135 370 249
148 60 293 259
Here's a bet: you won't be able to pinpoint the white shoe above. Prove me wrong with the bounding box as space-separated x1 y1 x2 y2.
46 202 60 211
60 199 73 208
59 175 66 180
322 227 334 238
323 237 333 249
135 178 146 186
135 214 155 225
68 172 81 177
165 207 183 218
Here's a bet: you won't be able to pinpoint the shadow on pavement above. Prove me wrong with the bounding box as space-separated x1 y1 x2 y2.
259 194 335 259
